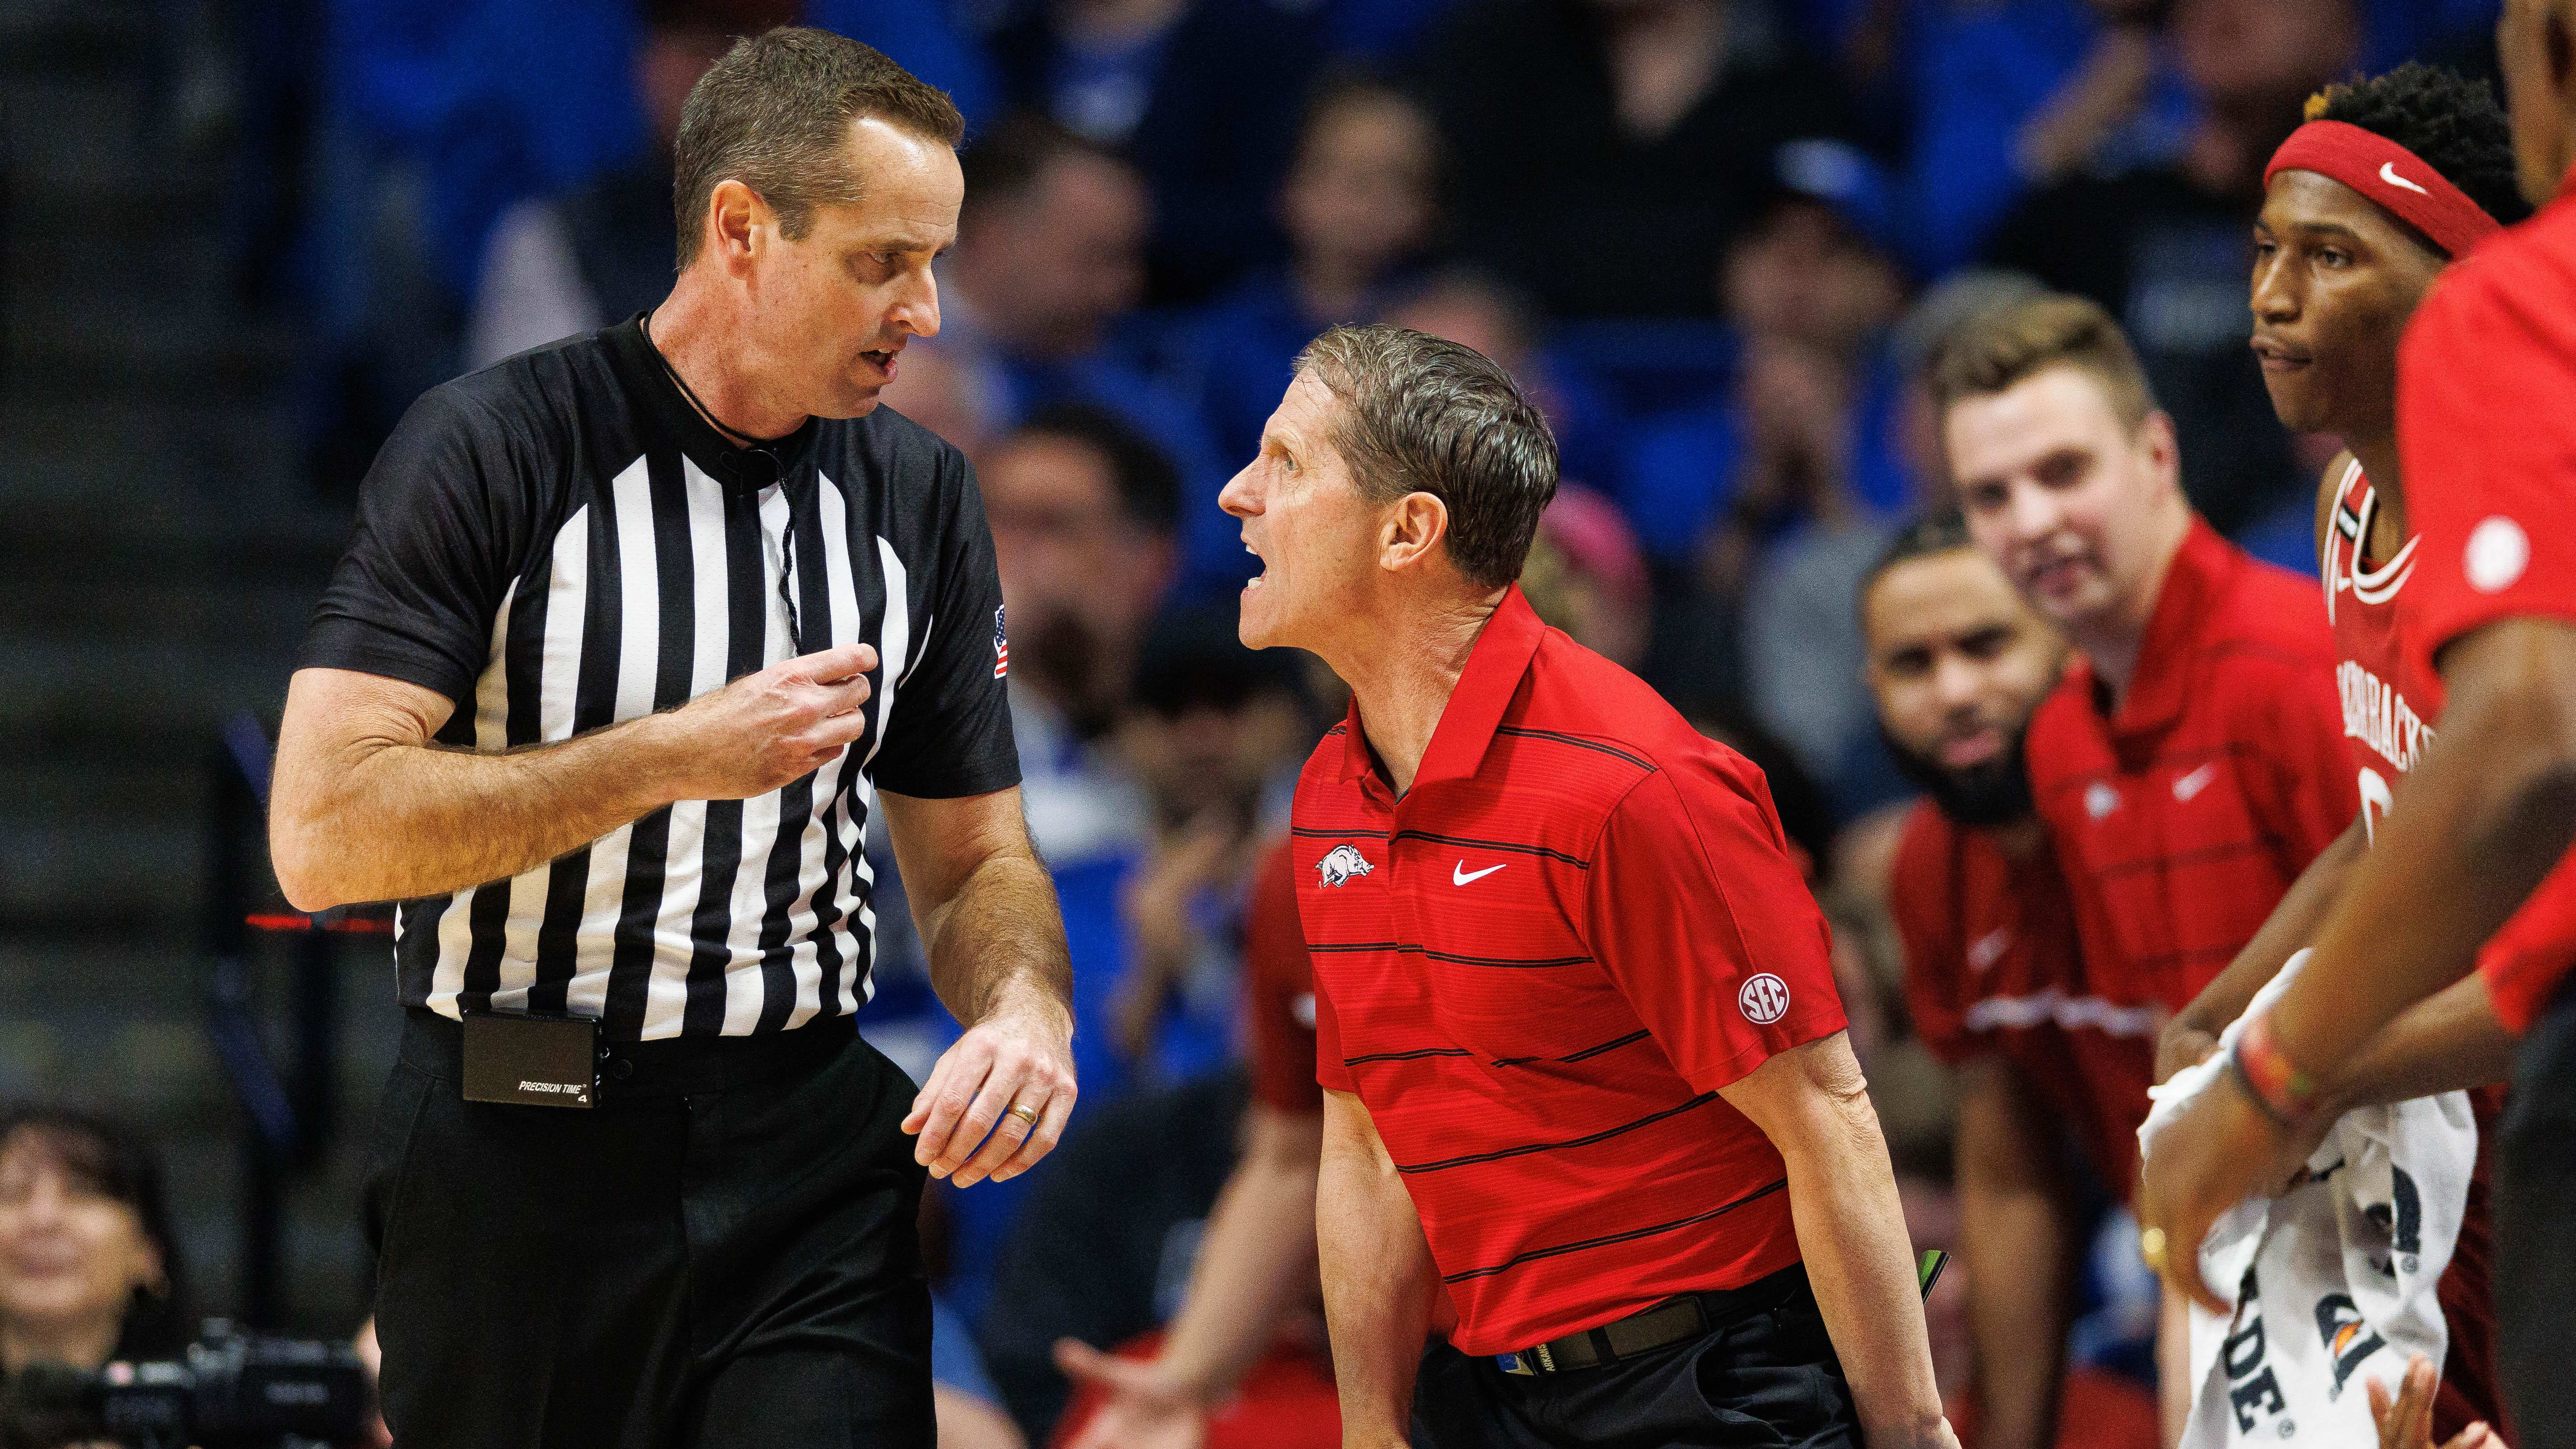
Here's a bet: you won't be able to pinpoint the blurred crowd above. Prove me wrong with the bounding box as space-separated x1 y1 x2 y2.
16 0 2513 1445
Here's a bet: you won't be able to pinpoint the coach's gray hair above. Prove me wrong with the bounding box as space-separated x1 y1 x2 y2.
1294 325 1559 590
671 27 965 269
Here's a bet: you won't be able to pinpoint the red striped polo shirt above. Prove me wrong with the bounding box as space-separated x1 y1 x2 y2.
2027 518 2355 1016
1295 587 1847 1356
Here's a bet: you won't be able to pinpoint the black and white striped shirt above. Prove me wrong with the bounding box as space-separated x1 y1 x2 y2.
300 317 1020 1040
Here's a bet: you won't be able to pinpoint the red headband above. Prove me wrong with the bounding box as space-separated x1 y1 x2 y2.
2264 119 2502 258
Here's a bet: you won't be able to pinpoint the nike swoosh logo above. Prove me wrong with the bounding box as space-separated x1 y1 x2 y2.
2173 763 2218 802
1453 861 1506 886
1968 929 2013 972
2380 161 2429 196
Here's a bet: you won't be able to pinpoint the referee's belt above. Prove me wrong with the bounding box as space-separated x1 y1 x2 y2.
1493 1264 1806 1376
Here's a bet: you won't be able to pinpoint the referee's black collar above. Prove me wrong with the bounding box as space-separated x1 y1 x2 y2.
606 312 819 495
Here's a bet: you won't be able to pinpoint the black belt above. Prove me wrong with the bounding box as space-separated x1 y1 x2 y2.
1494 1263 1808 1376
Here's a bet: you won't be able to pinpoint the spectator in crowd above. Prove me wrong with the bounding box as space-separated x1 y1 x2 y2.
1986 0 2363 537
1194 76 1442 471
984 404 1184 868
1901 0 2197 278
1518 485 1651 672
1382 268 1622 498
1621 141 1914 794
464 0 753 371
1413 0 1855 317
982 0 1327 302
0 1107 187 1379
1102 607 1313 1070
1862 515 2166 1449
883 116 1241 598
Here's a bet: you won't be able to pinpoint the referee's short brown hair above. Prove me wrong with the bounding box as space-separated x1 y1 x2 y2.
671 27 966 269
1296 324 1559 591
1928 292 2159 433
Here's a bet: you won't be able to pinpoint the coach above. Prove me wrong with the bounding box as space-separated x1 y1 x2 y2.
268 30 1074 1449
1224 325 1953 1449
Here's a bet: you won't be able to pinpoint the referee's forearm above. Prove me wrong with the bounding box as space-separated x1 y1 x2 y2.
273 721 682 909
1318 1091 1432 1447
915 849 1071 1028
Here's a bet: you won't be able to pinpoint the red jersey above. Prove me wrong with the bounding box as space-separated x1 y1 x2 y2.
1243 837 1323 1116
2323 459 2506 1440
1890 803 2155 1198
2027 519 2355 1014
2398 198 2576 1034
1296 587 1846 1355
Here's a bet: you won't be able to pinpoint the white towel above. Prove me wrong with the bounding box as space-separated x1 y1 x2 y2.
2139 949 2479 1449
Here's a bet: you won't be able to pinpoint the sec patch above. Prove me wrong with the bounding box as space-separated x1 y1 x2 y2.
1738 973 1791 1025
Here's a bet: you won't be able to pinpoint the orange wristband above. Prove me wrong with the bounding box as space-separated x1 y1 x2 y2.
2231 1012 2323 1127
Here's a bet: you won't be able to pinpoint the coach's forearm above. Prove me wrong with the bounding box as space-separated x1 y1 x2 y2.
1729 1037 1951 1449
1318 1090 1433 1449
1955 1060 2073 1449
272 712 685 909
1154 1107 1324 1400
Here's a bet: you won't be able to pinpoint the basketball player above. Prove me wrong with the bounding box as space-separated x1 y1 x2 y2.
2149 63 2528 1440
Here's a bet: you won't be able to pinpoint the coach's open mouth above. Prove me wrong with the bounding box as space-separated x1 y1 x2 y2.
862 347 899 379
1243 540 1266 590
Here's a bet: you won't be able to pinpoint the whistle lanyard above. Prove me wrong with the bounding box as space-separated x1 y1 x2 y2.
646 309 807 655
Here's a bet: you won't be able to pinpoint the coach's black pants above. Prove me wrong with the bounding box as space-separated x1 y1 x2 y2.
366 1010 933 1449
2498 978 2576 1449
1411 1266 1861 1449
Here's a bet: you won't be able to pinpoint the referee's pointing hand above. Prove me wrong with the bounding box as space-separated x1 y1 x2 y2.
658 642 880 798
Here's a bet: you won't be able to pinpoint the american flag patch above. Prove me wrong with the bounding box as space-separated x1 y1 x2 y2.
993 604 1008 678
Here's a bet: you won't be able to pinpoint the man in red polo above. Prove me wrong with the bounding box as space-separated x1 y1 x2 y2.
1937 294 2356 1068
1220 323 1953 1449
1864 511 2160 1449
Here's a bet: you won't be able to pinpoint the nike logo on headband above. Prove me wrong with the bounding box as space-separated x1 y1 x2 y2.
2380 161 2430 196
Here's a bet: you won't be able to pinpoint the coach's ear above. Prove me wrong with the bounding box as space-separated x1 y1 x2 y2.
1379 490 1452 575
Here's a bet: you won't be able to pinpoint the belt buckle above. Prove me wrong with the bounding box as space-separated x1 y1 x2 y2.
1497 1344 1556 1376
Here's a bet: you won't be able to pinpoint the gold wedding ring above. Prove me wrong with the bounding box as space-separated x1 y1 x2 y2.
1008 1104 1041 1127
2139 1226 2168 1272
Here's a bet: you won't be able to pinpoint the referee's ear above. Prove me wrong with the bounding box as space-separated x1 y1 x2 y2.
697 178 768 276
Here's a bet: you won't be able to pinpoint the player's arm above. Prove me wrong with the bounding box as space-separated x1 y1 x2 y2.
1721 1033 1957 1449
2141 615 2576 1309
1316 1088 1435 1449
1056 1104 1324 1449
270 648 879 909
1950 1056 2076 1449
882 786 1075 1189
2317 972 2516 1110
2157 816 2367 1081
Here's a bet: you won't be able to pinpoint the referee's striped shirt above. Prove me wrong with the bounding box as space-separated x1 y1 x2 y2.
299 317 1020 1040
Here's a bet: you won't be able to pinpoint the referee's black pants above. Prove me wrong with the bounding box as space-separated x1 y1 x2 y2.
2498 977 2576 1449
1410 1265 1861 1449
366 1010 934 1449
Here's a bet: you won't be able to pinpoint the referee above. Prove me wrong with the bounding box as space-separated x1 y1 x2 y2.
1224 325 1955 1449
268 30 1075 1449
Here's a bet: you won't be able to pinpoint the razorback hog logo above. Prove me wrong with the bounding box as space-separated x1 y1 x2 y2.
1316 844 1374 887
